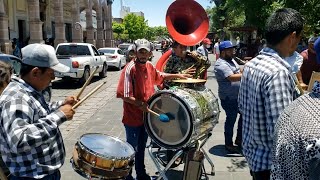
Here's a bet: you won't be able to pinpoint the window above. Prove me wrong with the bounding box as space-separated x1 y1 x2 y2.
91 46 100 56
98 49 115 54
56 45 91 56
9 57 21 75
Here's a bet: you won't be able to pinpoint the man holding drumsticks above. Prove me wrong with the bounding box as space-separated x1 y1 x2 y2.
0 44 77 180
117 39 191 180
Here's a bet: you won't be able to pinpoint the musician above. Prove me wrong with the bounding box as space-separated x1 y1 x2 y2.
214 40 242 153
116 39 191 180
163 41 210 87
0 44 77 180
271 38 320 179
238 8 303 179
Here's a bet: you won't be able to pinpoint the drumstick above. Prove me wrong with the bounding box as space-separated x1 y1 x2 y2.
72 82 106 109
76 66 99 99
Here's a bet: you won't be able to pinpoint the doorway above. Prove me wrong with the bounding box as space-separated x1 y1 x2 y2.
18 20 26 47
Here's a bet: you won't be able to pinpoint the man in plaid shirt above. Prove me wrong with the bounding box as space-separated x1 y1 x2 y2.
238 8 303 180
0 44 77 179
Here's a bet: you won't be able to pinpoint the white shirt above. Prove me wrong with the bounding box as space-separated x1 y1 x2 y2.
214 42 220 55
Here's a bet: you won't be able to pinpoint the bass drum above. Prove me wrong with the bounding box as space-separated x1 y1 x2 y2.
145 86 220 149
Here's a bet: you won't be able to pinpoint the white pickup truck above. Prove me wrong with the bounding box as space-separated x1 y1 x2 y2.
55 43 108 84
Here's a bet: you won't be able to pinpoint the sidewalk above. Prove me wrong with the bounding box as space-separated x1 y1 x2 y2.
55 55 251 180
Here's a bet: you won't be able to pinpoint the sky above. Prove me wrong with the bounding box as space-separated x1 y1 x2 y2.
112 0 214 27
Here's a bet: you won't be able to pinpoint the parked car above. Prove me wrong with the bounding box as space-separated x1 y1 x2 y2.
55 43 108 84
118 43 132 54
0 54 22 75
0 53 52 102
98 48 126 70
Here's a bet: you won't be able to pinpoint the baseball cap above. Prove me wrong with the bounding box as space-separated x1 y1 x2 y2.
202 38 212 45
314 37 320 64
21 44 69 73
219 41 236 51
135 39 151 52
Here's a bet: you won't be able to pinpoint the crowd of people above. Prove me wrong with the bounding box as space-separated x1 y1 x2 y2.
1 6 320 180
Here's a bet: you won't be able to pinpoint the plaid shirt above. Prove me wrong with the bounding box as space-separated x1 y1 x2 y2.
238 47 298 172
0 77 66 178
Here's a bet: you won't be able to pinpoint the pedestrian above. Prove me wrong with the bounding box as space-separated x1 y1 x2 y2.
197 38 212 59
11 42 21 59
0 44 77 179
213 38 220 60
116 39 191 180
214 40 242 153
0 61 12 94
238 8 303 180
126 44 136 64
297 36 320 89
271 38 320 179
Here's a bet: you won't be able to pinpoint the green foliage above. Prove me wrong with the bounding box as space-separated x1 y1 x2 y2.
123 13 148 40
112 22 125 40
208 0 320 38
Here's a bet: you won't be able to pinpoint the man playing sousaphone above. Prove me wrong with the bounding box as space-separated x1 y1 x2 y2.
163 41 210 88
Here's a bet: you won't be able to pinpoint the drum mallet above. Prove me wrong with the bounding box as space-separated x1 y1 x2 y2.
72 81 106 109
76 66 99 99
148 109 170 122
154 106 175 120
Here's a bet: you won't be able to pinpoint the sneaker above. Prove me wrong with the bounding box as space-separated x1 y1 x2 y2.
225 145 240 154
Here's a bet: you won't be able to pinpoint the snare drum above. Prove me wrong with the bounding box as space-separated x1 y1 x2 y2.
71 133 135 179
145 86 220 149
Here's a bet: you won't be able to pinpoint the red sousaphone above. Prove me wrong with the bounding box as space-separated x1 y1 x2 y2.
155 0 209 73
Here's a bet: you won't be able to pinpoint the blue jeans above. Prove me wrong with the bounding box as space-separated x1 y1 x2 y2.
124 125 148 180
9 170 60 180
220 97 242 146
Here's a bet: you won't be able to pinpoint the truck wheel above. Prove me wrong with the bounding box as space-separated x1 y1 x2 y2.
80 67 90 84
99 63 108 78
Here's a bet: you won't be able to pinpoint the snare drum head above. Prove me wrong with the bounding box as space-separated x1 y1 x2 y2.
145 90 193 149
79 134 135 159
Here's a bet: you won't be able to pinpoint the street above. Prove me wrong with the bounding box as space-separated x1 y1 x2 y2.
52 51 251 180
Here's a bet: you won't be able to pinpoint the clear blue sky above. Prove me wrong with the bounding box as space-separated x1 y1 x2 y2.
112 0 214 27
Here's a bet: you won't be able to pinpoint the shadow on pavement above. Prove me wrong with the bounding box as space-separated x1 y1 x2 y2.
227 158 248 172
208 145 243 157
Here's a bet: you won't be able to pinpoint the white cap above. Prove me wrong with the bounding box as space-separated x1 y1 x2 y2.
22 44 69 73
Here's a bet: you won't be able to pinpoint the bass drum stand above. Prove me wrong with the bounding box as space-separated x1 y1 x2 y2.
147 133 215 180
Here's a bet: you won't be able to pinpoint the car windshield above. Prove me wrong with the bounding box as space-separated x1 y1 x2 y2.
56 45 91 56
99 49 115 54
119 44 130 50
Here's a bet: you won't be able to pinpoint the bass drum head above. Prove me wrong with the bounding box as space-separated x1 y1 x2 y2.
79 133 135 159
145 91 193 149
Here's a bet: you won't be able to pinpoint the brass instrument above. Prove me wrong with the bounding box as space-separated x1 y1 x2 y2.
185 51 211 79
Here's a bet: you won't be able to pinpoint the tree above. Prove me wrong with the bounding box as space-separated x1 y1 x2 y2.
112 22 125 40
123 13 148 41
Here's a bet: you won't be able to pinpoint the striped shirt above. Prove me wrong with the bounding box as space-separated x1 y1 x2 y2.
238 47 298 172
116 60 164 127
0 77 66 178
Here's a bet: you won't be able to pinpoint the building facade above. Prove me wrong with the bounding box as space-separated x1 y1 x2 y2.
0 0 114 54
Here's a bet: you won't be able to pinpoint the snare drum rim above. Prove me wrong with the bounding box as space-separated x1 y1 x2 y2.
144 90 194 149
78 133 135 160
